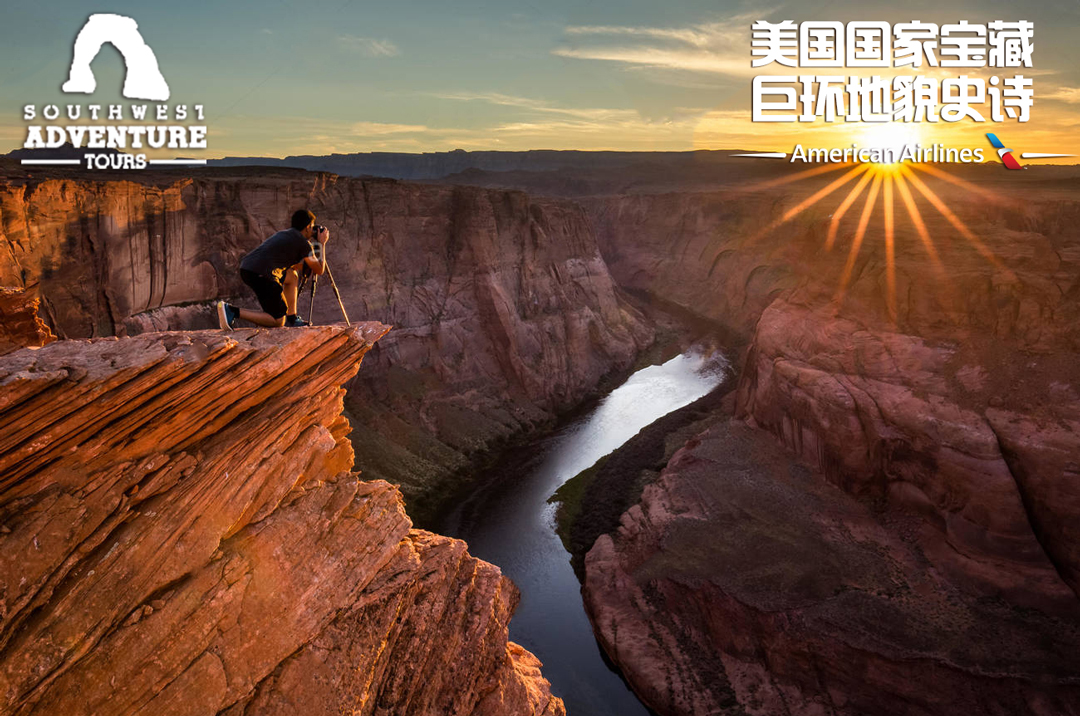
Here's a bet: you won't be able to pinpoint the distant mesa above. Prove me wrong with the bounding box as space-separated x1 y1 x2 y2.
62 13 170 101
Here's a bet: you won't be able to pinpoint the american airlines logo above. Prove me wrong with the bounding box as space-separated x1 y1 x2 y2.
986 132 1072 169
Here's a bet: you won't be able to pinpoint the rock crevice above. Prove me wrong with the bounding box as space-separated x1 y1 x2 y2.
0 324 564 716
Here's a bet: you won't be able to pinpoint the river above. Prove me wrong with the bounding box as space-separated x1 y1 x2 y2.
438 344 729 715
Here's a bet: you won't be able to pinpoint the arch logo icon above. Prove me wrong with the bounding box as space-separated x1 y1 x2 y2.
62 14 170 102
19 13 207 170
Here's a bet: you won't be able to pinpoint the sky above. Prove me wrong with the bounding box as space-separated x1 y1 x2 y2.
2 0 1080 160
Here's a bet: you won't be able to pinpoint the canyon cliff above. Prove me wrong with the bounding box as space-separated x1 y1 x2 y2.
209 149 737 182
8 155 1080 715
0 166 652 520
0 322 564 716
0 286 55 356
575 168 1080 714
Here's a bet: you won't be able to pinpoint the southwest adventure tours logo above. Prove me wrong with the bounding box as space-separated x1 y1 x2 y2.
20 13 207 170
736 19 1074 168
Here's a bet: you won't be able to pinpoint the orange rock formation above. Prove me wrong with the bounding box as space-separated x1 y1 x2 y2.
0 324 563 716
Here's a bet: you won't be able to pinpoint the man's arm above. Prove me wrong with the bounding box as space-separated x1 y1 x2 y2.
303 226 330 275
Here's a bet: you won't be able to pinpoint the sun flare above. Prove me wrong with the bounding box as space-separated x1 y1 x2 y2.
745 141 1001 322
857 122 926 163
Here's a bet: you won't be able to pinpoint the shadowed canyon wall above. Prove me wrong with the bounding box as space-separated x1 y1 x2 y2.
0 286 55 355
577 173 1080 714
0 168 652 520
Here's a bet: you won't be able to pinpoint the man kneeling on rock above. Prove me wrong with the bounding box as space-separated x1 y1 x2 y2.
217 209 329 329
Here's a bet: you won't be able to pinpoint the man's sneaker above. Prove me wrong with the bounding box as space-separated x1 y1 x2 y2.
285 314 311 327
217 301 239 330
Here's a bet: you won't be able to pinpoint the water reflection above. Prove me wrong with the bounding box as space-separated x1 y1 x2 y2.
440 345 728 715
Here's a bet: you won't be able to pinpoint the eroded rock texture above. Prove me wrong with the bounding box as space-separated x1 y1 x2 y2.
582 172 1080 714
0 286 55 355
584 419 1080 716
0 170 652 518
0 324 563 716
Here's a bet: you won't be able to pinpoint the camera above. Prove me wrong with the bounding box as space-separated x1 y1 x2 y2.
310 225 326 260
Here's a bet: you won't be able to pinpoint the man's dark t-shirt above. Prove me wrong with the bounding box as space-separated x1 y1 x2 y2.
240 228 311 279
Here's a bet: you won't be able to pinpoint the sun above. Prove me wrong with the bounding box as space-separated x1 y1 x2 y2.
743 126 1007 322
857 122 926 163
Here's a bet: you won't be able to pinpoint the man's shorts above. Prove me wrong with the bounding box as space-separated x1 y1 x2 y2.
240 269 287 319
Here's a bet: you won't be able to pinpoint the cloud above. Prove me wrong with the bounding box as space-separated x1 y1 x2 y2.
552 12 1072 86
350 122 429 135
432 91 647 121
553 46 755 77
260 28 273 36
564 24 719 48
427 91 724 144
1042 87 1080 103
337 36 400 57
0 126 26 149
212 100 753 155
555 14 762 77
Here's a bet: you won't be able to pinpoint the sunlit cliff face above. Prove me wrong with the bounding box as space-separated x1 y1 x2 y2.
740 143 1006 320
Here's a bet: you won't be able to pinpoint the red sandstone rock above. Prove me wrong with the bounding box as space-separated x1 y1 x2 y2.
586 180 1080 349
735 300 1079 607
584 419 1080 716
0 172 652 515
585 177 1080 598
581 173 1080 713
0 287 55 355
0 324 563 716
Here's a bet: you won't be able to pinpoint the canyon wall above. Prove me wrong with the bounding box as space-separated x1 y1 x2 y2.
0 168 652 519
579 172 1080 713
209 149 727 181
0 322 563 716
0 286 55 355
583 415 1080 716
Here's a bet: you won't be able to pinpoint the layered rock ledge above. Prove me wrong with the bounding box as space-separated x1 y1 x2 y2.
0 170 652 520
0 324 563 716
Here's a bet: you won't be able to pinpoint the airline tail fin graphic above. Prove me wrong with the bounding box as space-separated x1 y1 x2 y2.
986 133 1023 170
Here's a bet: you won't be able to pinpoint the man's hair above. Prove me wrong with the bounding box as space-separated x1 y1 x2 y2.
291 209 316 232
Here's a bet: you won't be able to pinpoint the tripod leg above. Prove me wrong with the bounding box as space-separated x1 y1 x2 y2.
324 263 351 326
308 275 318 323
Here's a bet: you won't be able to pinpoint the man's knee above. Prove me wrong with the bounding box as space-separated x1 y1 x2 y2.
282 269 299 287
272 314 287 327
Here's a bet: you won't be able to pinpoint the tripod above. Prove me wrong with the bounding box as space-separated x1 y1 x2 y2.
306 260 350 326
